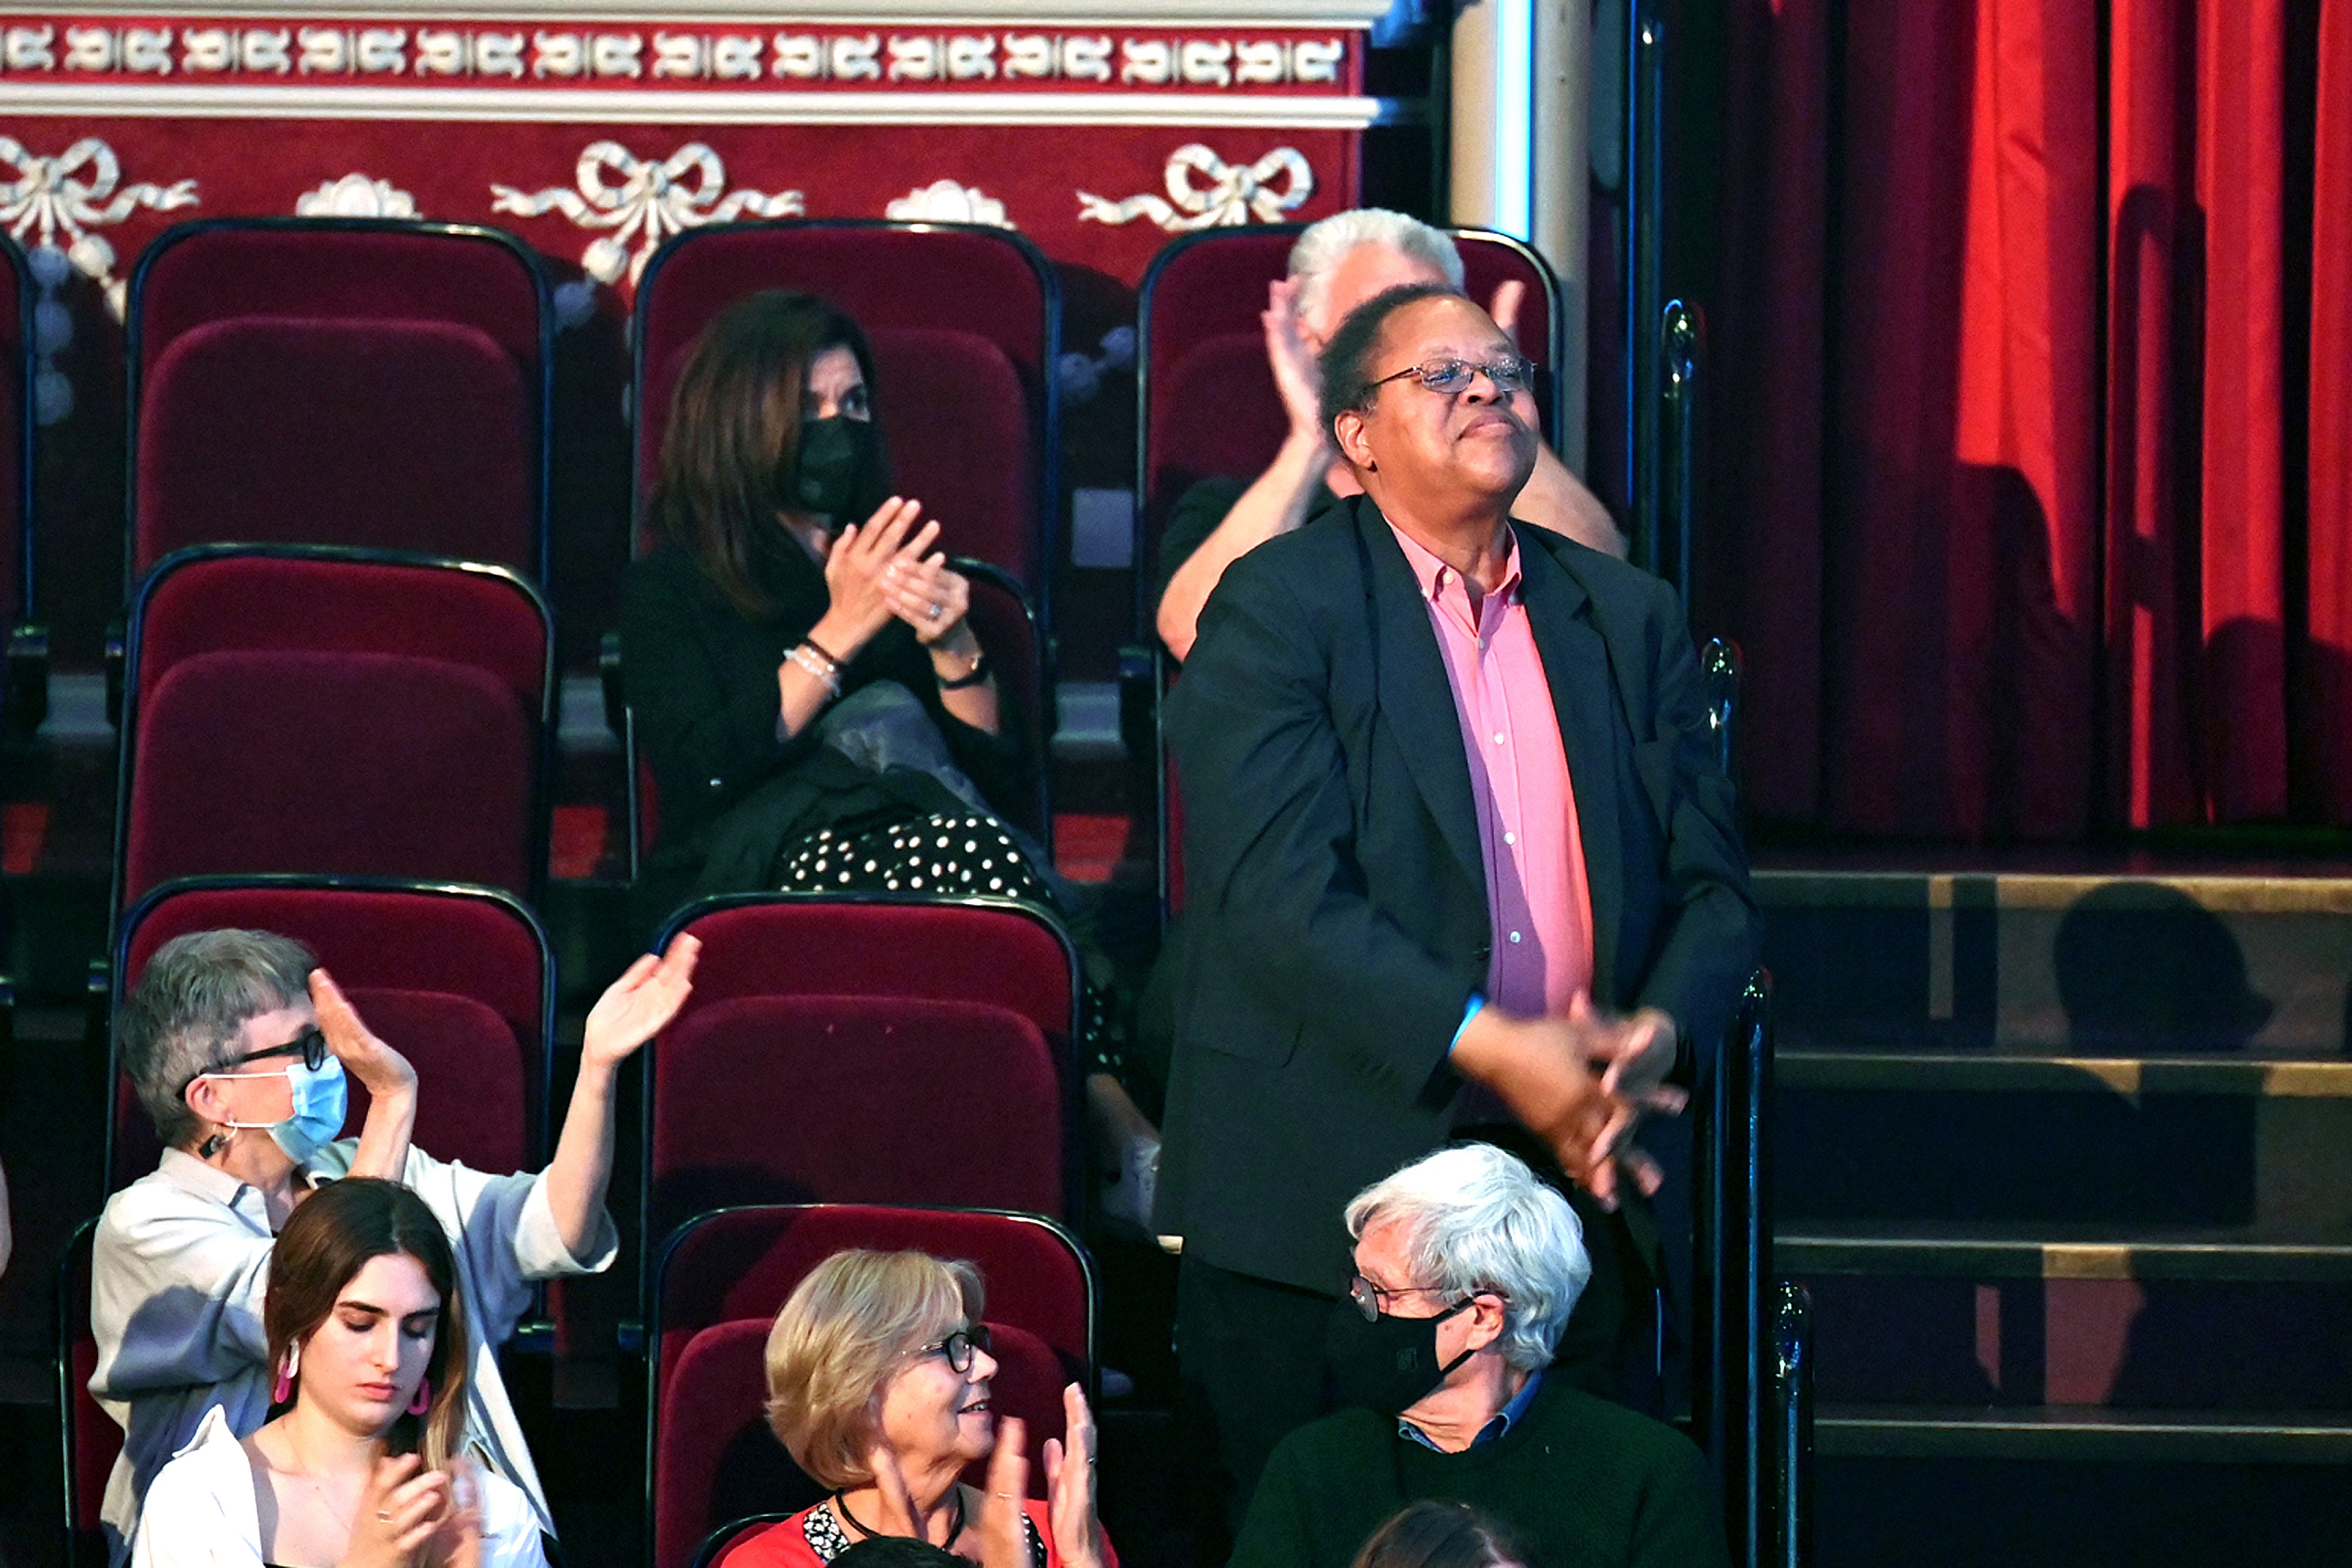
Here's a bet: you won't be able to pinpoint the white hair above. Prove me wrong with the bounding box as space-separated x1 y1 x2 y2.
1345 1143 1590 1372
1288 208 1466 329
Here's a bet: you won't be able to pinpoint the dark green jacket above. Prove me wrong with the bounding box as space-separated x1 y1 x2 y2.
1230 1373 1730 1568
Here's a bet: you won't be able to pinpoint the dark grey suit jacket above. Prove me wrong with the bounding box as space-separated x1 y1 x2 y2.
1156 493 1761 1294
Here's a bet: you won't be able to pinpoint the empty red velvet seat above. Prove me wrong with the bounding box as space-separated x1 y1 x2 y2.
657 894 1079 1071
646 992 1065 1251
633 221 1057 595
1136 225 1562 629
653 1313 1067 1568
105 875 553 1193
127 218 549 581
116 546 551 911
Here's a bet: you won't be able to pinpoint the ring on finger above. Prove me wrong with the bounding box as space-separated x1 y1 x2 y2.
927 602 943 620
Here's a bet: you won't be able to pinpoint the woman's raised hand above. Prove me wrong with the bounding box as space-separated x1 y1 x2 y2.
975 1415 1033 1568
423 1458 484 1568
1041 1384 1106 1568
340 1452 449 1568
819 497 939 655
312 969 417 1102
581 934 700 1073
881 549 974 647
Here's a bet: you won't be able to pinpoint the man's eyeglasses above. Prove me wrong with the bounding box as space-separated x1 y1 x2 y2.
179 1026 328 1096
923 1323 994 1373
1347 1273 1476 1324
1365 355 1537 399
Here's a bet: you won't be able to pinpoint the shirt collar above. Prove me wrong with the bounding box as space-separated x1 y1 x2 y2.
155 1145 251 1206
1397 1369 1544 1452
1388 522 1523 608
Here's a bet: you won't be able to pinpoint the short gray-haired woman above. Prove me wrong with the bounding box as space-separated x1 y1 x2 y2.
1229 1143 1727 1568
721 1250 1111 1568
91 927 697 1563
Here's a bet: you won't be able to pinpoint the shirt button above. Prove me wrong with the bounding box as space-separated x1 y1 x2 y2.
1492 732 1506 745
1504 832 1517 846
1508 931 1523 943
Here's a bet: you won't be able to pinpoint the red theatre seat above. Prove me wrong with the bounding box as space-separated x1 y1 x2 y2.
632 221 1057 593
105 877 553 1193
653 1315 1066 1568
126 218 549 581
116 547 551 911
647 993 1064 1245
1136 224 1562 630
0 234 26 644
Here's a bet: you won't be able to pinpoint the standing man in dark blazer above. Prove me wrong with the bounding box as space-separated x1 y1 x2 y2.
1158 282 1760 1535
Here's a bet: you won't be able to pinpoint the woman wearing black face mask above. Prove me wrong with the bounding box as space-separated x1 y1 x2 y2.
620 290 1036 934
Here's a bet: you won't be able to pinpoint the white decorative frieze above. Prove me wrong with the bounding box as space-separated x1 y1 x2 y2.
295 173 417 217
883 179 1010 227
0 135 198 316
0 18 1352 91
1077 144 1313 231
490 140 803 289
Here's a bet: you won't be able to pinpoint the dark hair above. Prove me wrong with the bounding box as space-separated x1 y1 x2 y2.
828 1539 966 1568
1317 282 1467 440
651 290 889 616
266 1178 470 1471
1350 1501 1527 1568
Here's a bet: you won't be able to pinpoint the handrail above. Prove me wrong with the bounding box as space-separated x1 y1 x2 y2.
1695 968 1773 1567
1661 299 1705 606
1701 636 1743 779
1626 0 1667 572
1773 1281 1815 1568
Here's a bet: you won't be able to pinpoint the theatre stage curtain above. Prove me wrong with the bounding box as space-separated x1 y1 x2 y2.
1703 0 2352 838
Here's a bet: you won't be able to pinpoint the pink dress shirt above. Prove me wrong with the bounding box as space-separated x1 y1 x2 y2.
1390 524 1595 1020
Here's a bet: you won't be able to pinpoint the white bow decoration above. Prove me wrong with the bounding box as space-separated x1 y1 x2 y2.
1077 144 1313 233
491 140 804 289
0 136 199 317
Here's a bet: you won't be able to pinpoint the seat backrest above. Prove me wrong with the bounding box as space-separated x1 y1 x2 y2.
135 318 531 576
1135 225 1563 628
647 994 1064 1250
107 877 553 1192
127 219 549 582
633 222 1057 591
653 1316 1064 1568
660 896 1078 1067
651 1205 1092 1399
59 1218 114 1568
117 549 551 911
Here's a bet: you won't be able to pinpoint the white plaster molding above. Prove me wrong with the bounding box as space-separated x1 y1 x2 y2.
0 3 1397 22
0 80 1408 126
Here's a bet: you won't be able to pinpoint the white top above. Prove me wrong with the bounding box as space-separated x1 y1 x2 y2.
131 1407 549 1568
93 1143 619 1564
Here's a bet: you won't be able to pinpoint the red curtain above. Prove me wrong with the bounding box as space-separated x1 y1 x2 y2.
1708 0 2352 838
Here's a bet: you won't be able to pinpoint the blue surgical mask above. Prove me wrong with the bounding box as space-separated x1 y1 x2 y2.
219 1056 348 1162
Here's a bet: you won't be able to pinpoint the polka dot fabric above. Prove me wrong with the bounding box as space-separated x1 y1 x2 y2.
777 813 1055 906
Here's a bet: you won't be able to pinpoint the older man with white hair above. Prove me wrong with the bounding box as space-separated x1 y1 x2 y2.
1229 1143 1727 1568
1154 207 1624 661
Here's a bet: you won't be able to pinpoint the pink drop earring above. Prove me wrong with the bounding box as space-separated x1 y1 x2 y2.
407 1377 431 1416
272 1346 297 1405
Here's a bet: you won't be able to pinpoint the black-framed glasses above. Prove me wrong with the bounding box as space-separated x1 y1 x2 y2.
1347 1273 1476 1324
180 1026 328 1096
924 1322 994 1373
1366 355 1537 399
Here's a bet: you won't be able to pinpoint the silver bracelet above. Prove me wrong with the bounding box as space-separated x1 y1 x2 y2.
786 644 842 697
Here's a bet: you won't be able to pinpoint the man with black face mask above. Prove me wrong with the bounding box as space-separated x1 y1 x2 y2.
1230 1144 1727 1568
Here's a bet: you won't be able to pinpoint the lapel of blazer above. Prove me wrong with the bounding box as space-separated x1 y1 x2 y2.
1356 502 1486 894
1516 524 1627 1001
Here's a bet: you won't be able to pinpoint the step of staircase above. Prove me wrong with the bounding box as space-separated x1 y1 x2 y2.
1783 1226 2352 1407
1757 869 2352 1053
1778 1046 2352 1228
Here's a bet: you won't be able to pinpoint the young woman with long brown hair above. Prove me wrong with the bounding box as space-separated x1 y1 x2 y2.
131 1178 546 1568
